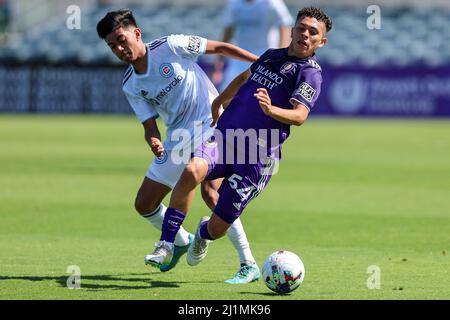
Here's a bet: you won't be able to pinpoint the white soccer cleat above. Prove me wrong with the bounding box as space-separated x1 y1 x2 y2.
144 240 174 268
187 216 211 266
225 263 260 284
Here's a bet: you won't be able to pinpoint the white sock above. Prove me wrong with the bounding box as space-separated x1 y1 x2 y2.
142 204 190 247
227 217 256 265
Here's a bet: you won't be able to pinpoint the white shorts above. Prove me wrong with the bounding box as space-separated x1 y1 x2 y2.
146 123 214 189
146 148 190 189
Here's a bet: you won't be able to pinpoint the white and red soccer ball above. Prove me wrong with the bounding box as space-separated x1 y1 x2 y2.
262 250 305 294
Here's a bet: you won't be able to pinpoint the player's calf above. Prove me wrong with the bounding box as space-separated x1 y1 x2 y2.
134 177 171 216
200 179 222 211
207 213 231 239
134 196 160 216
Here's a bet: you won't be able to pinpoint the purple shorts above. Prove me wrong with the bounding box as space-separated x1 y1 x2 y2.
193 136 276 224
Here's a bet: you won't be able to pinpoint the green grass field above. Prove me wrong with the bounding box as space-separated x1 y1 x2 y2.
0 115 449 300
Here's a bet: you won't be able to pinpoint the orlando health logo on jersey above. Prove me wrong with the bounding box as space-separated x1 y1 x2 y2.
250 64 284 90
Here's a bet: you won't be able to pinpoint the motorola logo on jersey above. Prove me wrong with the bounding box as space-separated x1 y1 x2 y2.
147 98 160 107
139 90 160 106
159 63 174 78
155 75 184 102
141 75 184 106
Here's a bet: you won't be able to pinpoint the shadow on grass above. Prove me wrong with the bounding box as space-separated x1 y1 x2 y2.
0 273 186 291
239 291 293 297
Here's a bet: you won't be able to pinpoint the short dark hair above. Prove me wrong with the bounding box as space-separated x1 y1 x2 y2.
296 7 332 33
96 9 138 39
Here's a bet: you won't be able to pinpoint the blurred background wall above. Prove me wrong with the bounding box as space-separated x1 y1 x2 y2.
1 0 449 116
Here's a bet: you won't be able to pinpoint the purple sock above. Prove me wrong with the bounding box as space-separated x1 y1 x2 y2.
160 208 186 243
199 221 215 240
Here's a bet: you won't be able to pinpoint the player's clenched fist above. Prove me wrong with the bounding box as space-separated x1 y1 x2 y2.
150 137 164 159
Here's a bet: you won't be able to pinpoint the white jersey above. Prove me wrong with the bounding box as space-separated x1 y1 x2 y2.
223 0 293 56
122 34 218 150
221 0 293 89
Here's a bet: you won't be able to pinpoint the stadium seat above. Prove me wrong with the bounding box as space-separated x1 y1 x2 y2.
0 4 449 67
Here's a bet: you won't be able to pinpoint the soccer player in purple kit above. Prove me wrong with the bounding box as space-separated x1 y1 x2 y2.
145 7 332 269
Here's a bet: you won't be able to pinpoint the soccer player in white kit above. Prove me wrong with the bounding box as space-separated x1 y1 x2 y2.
214 0 294 91
96 9 260 283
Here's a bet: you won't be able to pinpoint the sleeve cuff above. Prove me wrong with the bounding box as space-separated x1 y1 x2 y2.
289 98 311 111
199 37 208 55
140 114 159 123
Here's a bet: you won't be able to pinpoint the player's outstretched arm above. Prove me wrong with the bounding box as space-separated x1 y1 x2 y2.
210 69 252 127
205 40 258 63
143 118 164 159
254 88 309 126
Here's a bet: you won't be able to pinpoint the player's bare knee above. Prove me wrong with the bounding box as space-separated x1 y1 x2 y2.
184 160 206 183
134 193 159 216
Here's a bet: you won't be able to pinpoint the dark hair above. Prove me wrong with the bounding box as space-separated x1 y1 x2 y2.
96 9 138 39
296 7 332 33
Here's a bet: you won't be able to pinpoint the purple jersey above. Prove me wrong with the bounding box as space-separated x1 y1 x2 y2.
217 48 323 159
194 137 275 224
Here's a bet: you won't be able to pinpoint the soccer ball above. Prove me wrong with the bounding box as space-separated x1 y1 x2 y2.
262 250 305 294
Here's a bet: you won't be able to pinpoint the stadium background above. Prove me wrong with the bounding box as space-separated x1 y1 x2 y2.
1 0 450 116
1 0 449 300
